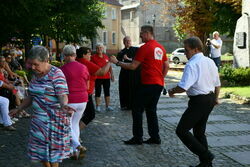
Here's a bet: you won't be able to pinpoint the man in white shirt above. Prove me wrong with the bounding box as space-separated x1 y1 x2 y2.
168 37 221 167
210 31 223 70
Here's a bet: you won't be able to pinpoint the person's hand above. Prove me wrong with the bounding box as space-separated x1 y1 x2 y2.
123 54 132 61
8 84 15 90
215 98 220 105
62 105 76 116
109 55 118 64
168 89 175 98
9 108 20 117
123 54 128 60
111 75 115 82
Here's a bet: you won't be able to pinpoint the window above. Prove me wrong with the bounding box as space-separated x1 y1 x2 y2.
112 32 116 44
111 8 116 20
103 31 108 45
178 49 185 53
130 11 135 21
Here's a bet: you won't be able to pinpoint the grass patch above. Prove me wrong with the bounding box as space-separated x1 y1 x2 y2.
221 86 250 98
221 53 233 61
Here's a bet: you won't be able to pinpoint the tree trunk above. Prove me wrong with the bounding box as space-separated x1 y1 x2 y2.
55 38 60 62
23 34 31 60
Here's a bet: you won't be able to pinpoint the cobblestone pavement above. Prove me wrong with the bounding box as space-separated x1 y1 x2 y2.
1 65 250 167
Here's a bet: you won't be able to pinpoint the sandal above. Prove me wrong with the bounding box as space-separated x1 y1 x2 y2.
77 145 87 159
70 151 79 160
22 111 30 118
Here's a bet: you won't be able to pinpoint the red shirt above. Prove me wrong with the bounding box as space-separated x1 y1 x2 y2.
91 54 110 79
61 61 89 103
77 58 100 95
0 72 5 82
134 40 167 86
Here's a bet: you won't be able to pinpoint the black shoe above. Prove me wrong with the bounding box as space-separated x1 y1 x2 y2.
190 152 214 167
143 138 161 144
121 107 130 111
123 138 142 145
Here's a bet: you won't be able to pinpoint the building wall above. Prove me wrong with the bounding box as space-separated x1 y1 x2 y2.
120 0 181 52
95 3 122 55
120 0 234 54
121 8 140 46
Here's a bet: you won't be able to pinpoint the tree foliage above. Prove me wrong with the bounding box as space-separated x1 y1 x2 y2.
154 0 241 41
215 0 241 14
44 0 104 43
0 0 104 48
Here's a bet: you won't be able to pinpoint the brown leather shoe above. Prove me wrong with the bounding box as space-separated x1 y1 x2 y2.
3 126 16 131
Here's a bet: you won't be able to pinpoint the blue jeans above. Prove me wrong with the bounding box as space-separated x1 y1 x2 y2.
212 57 221 71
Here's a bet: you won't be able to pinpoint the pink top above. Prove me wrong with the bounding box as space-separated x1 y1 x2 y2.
61 61 89 103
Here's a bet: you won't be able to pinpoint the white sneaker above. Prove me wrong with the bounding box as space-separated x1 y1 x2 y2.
106 106 113 111
12 118 19 122
96 106 101 112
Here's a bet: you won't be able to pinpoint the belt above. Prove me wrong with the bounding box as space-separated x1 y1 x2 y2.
188 91 214 98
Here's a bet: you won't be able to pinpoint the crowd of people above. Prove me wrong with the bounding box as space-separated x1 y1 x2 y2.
0 44 30 131
0 26 222 167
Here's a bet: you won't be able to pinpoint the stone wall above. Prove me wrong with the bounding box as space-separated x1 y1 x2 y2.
233 0 250 67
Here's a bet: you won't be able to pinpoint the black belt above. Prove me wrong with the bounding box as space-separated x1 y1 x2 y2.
188 91 214 98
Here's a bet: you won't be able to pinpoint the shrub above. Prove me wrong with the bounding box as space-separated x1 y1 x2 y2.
51 60 62 67
220 65 250 86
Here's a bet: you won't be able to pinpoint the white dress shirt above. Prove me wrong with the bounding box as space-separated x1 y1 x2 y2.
211 38 222 58
178 52 221 96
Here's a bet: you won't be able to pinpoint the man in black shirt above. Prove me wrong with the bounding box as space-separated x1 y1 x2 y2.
117 36 140 110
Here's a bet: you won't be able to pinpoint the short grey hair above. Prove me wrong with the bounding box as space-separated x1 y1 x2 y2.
28 46 49 62
213 31 219 36
96 43 104 48
63 44 76 56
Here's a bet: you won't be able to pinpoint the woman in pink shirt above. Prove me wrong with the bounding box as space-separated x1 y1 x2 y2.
61 45 89 160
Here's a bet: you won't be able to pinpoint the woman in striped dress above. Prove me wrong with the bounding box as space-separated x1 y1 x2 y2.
10 46 74 167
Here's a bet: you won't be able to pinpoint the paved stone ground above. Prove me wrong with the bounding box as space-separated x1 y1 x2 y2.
0 65 250 167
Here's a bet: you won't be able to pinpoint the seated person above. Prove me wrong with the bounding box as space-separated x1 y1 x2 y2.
9 49 22 70
0 81 16 131
0 56 29 118
4 53 29 85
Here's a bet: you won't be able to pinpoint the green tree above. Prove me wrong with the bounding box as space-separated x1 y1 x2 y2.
45 0 104 43
0 0 51 52
160 0 241 41
0 0 104 56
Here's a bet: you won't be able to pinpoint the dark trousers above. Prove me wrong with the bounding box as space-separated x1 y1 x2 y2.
81 95 95 125
212 57 221 71
95 79 110 97
176 93 215 159
119 70 130 109
132 84 163 140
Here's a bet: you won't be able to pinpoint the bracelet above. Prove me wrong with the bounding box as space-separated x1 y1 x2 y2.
116 61 121 66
